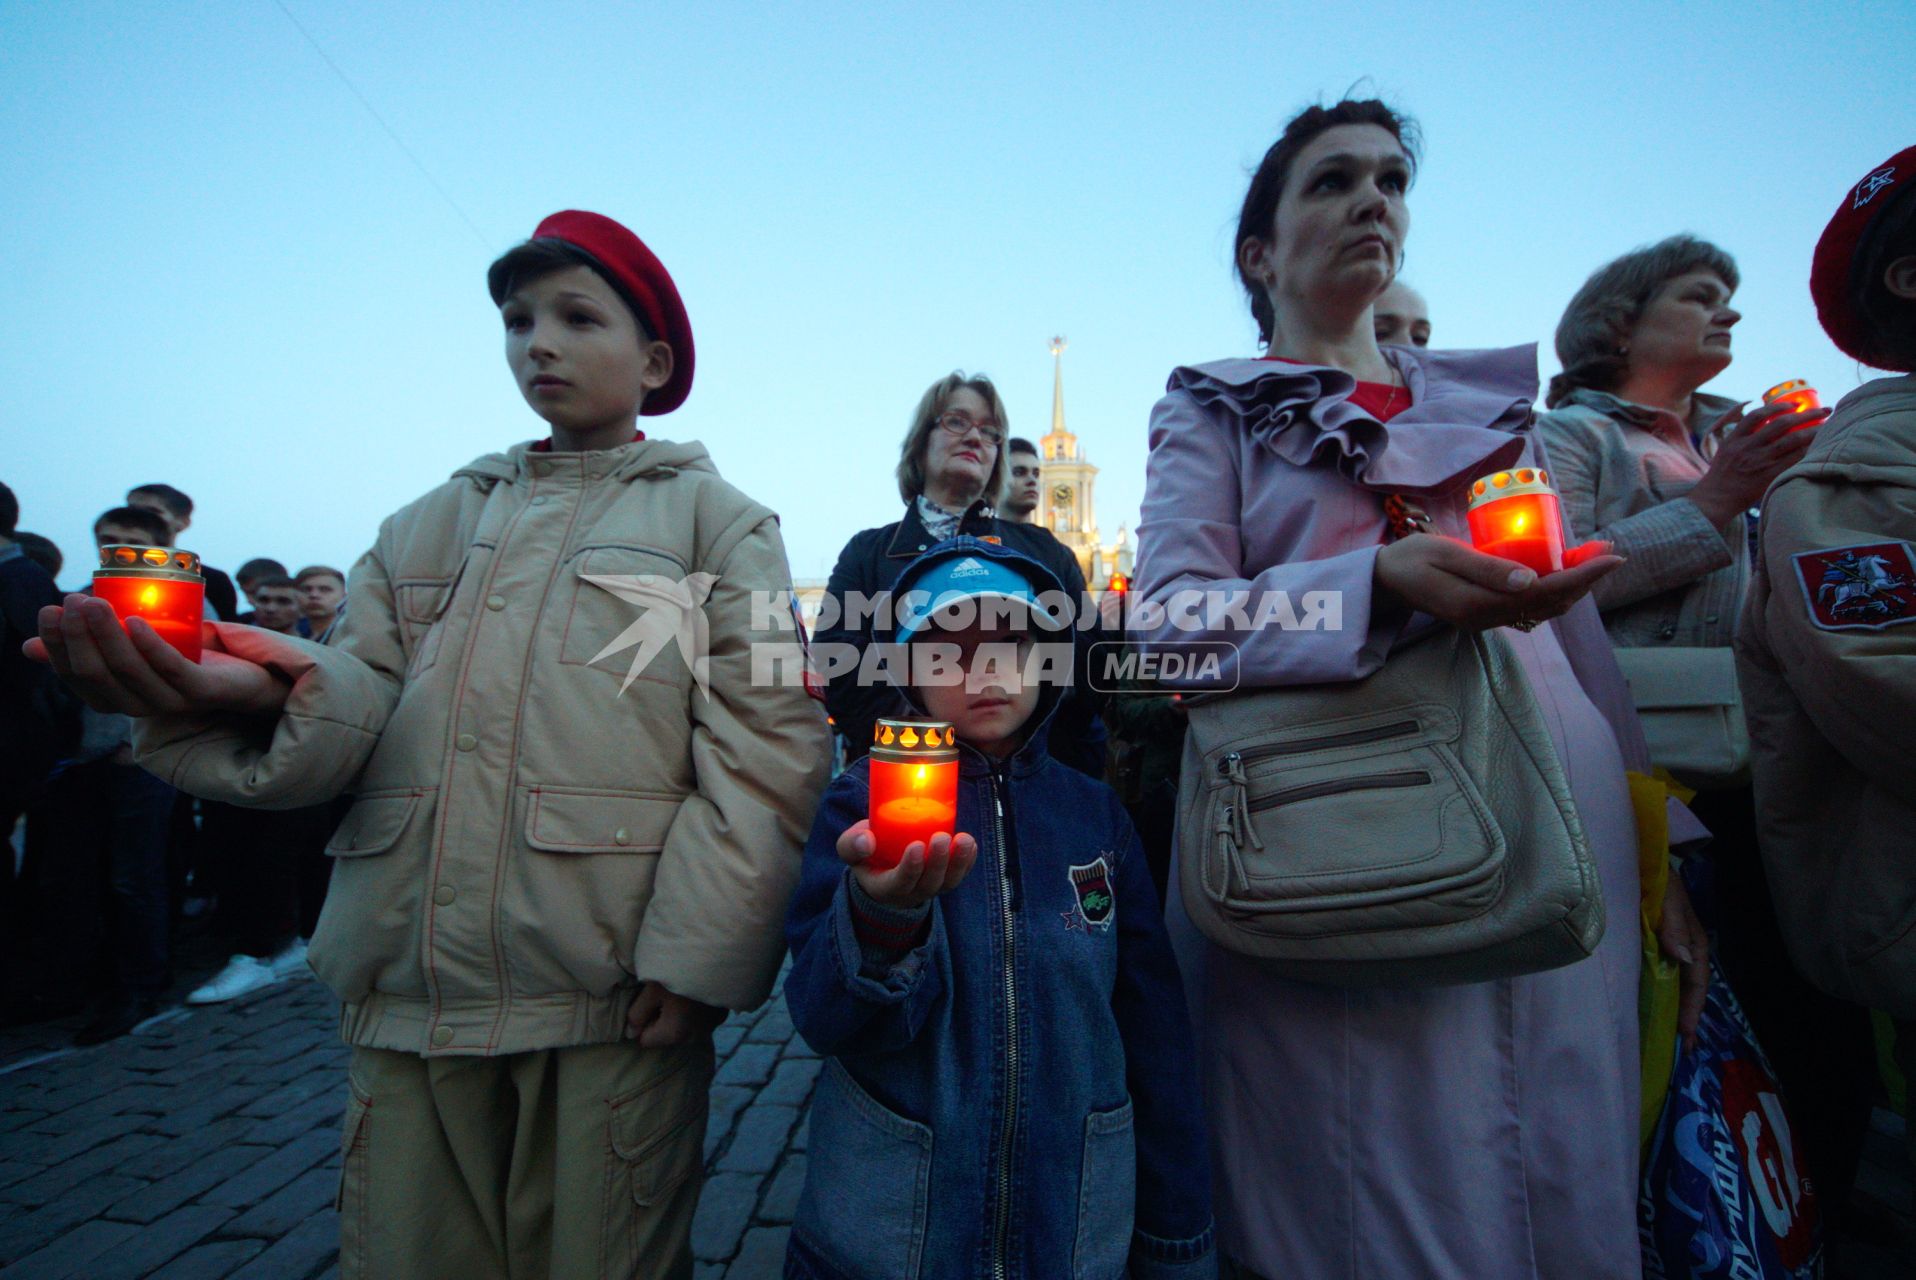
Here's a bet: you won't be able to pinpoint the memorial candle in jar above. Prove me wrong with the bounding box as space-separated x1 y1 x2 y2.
1466 468 1566 578
867 719 959 873
93 545 205 662
1763 379 1822 428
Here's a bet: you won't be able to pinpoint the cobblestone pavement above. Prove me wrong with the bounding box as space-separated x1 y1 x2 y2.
3 966 1911 1278
0 971 813 1279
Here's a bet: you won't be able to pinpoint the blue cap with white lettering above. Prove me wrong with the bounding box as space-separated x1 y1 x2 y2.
892 539 1067 643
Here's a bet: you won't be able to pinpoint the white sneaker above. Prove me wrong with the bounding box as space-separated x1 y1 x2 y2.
270 937 310 978
185 954 281 1005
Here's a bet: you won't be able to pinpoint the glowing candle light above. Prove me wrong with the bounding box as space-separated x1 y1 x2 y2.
1763 379 1823 428
867 718 959 873
93 544 205 662
1466 468 1566 579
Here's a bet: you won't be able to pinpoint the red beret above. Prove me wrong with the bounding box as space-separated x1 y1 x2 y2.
1811 145 1916 372
531 210 695 415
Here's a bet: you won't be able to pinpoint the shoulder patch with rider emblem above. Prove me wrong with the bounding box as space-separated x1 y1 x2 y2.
1791 541 1916 631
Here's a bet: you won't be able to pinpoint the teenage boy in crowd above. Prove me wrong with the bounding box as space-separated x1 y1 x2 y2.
233 557 290 624
248 574 306 636
31 210 828 1278
783 537 1215 1280
293 564 345 640
1001 435 1042 523
125 483 238 620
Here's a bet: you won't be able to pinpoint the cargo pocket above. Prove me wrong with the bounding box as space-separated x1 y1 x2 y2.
325 790 424 860
558 544 692 683
603 1042 713 1280
335 1075 373 1278
394 569 463 676
1073 1100 1136 1280
792 1060 932 1278
523 786 678 855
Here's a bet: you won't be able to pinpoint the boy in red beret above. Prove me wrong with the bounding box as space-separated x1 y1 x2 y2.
1738 144 1916 1179
29 211 831 1278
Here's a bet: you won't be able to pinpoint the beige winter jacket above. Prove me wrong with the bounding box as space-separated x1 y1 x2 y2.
135 438 832 1055
1737 375 1916 1018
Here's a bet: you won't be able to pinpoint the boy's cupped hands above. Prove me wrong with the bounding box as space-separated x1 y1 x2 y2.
837 819 979 910
27 594 291 717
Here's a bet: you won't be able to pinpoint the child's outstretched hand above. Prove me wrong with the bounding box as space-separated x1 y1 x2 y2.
837 819 979 910
27 596 287 717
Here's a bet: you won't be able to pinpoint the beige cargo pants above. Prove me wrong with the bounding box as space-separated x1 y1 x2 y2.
335 1038 713 1280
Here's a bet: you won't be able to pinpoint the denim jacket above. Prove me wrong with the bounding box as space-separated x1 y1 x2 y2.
782 548 1215 1280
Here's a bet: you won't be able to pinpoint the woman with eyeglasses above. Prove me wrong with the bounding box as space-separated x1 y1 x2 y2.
815 371 1106 775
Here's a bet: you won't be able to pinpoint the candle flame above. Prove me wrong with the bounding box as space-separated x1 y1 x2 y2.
140 586 160 608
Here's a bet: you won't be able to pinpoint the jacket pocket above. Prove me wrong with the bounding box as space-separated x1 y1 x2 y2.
603 1042 713 1279
324 790 424 859
1073 1100 1136 1280
793 1060 932 1279
558 544 694 683
524 786 680 854
393 567 465 676
334 1073 372 1216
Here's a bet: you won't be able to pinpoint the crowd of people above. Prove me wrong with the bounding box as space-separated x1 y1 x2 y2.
1 480 352 1042
2 103 1912 1280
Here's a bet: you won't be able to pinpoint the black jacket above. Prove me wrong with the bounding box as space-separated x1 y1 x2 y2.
0 550 79 812
817 500 1106 777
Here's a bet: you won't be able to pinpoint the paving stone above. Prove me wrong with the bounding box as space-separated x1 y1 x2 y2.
696 1265 724 1280
744 1004 794 1045
221 1166 336 1239
791 1112 808 1153
756 1058 820 1108
117 1116 256 1181
0 1173 142 1265
758 1154 806 1224
200 1127 336 1209
702 1086 754 1165
690 1171 760 1262
226 1208 337 1279
15 1085 176 1134
715 1104 801 1175
0 1132 164 1207
779 1034 820 1060
712 1025 744 1056
0 1216 140 1280
82 1205 239 1280
241 1088 345 1149
713 1044 778 1089
727 1224 792 1279
147 1082 274 1138
105 1144 265 1225
146 1238 267 1279
0 1114 145 1168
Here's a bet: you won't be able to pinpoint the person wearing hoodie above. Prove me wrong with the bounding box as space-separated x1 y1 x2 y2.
782 537 1216 1280
28 211 830 1280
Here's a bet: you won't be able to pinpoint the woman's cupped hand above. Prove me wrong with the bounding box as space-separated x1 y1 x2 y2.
1374 534 1622 633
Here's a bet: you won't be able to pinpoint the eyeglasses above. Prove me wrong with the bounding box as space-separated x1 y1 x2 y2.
934 411 1004 448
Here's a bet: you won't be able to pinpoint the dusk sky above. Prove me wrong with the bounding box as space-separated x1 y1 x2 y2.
5 1 1909 589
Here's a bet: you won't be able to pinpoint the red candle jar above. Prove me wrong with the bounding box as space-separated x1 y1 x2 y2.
867 718 959 873
1763 379 1822 428
1466 468 1566 578
93 544 205 662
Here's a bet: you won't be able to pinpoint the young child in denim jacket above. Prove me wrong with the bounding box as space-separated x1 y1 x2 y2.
783 537 1215 1280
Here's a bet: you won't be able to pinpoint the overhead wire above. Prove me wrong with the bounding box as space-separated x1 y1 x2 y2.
271 0 492 251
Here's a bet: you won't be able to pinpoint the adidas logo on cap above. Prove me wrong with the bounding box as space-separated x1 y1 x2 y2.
948 558 990 579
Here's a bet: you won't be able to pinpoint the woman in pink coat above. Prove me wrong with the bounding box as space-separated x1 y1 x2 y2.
1132 99 1710 1279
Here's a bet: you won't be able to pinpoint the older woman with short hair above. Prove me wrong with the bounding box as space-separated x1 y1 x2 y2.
1537 238 1877 1223
816 372 1105 774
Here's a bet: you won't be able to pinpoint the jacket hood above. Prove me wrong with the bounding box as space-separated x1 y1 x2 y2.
1166 344 1538 498
449 437 718 491
1807 374 1916 474
885 536 1074 773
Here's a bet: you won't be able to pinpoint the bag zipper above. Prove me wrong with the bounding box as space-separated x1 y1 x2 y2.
990 772 1018 1280
1214 718 1420 778
1246 769 1432 814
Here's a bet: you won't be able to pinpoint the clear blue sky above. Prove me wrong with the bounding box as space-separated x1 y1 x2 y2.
4 1 1909 589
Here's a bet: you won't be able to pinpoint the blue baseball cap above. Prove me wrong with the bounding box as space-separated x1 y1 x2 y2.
892 538 1068 643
